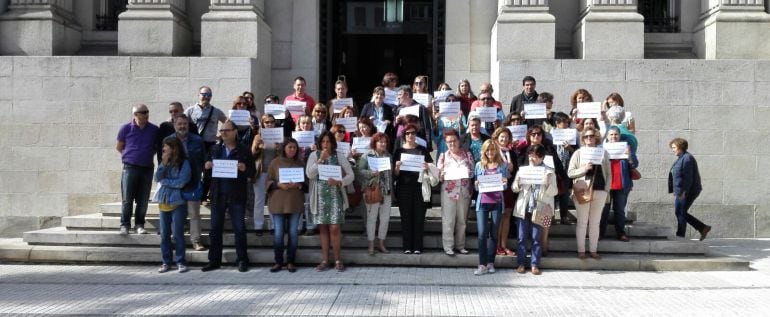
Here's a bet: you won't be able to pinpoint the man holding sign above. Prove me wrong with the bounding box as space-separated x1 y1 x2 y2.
283 76 316 116
202 120 256 273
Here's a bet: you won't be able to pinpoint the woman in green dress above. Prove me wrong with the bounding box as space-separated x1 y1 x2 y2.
306 131 355 272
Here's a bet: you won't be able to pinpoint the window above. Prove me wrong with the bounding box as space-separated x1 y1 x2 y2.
638 0 680 33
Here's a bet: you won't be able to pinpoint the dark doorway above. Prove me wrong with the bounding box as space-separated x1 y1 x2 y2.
320 0 445 105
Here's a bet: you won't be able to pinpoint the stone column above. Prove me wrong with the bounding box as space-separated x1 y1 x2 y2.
693 0 770 59
201 0 272 104
573 0 644 59
491 0 556 60
118 0 192 56
0 0 82 55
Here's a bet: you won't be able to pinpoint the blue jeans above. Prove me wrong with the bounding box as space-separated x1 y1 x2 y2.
120 165 153 228
476 203 502 265
516 213 543 267
159 205 188 265
600 188 629 238
208 196 249 265
271 213 301 265
674 192 705 237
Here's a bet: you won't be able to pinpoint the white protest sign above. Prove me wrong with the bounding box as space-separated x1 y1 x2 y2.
439 101 461 118
367 156 391 172
335 116 358 132
577 102 602 119
260 127 284 147
285 100 306 118
434 90 452 102
384 88 398 105
604 142 628 159
278 167 304 183
318 164 342 181
264 104 286 120
352 137 371 151
444 166 470 181
415 136 428 148
336 142 351 157
292 131 316 148
397 105 421 118
543 155 555 169
518 166 546 185
399 153 424 172
374 120 388 133
598 121 607 138
580 147 604 165
228 110 251 126
212 159 238 178
524 103 547 119
507 125 528 141
332 98 354 113
551 128 578 145
478 173 504 193
413 93 430 107
476 107 498 123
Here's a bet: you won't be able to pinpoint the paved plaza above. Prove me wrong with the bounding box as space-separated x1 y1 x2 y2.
1 238 769 316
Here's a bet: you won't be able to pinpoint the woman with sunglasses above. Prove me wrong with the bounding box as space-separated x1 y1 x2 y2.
250 114 283 236
311 102 333 135
568 128 611 260
394 124 433 254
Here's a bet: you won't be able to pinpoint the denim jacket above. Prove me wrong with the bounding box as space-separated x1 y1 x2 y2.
153 160 192 206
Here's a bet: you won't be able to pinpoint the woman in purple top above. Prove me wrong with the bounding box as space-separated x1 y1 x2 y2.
473 140 510 275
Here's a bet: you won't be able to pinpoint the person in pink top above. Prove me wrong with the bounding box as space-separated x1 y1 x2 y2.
283 76 317 119
470 82 503 112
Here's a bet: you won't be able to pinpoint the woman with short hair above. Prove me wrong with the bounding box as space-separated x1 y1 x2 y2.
436 129 474 256
668 138 711 240
266 138 305 273
356 132 393 255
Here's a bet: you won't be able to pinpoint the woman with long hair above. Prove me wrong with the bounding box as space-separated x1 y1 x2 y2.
473 139 510 275
154 137 192 273
266 138 305 273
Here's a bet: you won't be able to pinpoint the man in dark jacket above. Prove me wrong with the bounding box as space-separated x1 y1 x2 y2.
509 76 539 117
668 138 711 240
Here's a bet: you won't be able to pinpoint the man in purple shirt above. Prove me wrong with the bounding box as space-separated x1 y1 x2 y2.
116 104 159 235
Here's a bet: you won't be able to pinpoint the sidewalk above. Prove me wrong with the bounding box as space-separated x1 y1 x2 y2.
1 238 769 316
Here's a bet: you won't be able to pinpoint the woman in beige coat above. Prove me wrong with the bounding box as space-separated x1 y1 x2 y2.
265 138 305 273
568 128 611 260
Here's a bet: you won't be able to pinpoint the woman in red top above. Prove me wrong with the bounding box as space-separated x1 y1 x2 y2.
599 126 638 242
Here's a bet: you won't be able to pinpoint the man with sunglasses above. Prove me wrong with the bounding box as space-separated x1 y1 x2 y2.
469 82 503 112
185 86 227 204
116 104 159 235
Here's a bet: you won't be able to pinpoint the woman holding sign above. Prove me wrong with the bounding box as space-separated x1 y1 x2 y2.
355 132 393 255
599 126 638 242
492 127 519 257
265 138 305 273
512 144 558 275
306 131 355 272
472 140 510 275
251 114 284 236
393 124 434 255
568 128 611 260
436 129 474 256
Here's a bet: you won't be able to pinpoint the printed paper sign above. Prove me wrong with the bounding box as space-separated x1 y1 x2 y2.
444 166 470 181
260 127 284 147
577 102 602 119
384 88 398 105
415 136 427 148
399 153 424 172
507 125 528 141
332 98 354 113
352 137 372 151
518 166 546 185
413 93 430 106
478 173 504 193
524 103 547 119
336 142 351 157
434 90 452 102
318 164 342 181
374 120 388 133
264 104 286 120
292 131 316 148
580 147 605 165
335 117 358 132
397 105 420 118
228 110 251 126
439 101 461 118
367 156 391 171
543 155 555 169
212 159 237 178
285 100 306 118
551 128 578 145
476 107 498 123
604 142 629 159
278 167 304 183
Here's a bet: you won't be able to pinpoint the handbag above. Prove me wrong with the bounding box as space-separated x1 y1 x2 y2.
364 183 384 204
181 181 203 201
572 174 594 204
630 168 641 180
532 203 553 227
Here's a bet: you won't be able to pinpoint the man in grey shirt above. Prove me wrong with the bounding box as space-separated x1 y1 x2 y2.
185 86 227 203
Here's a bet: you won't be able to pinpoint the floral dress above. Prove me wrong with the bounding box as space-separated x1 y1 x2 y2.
311 152 346 225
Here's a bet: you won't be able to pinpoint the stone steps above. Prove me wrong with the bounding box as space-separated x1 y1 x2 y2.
0 238 747 272
23 227 700 254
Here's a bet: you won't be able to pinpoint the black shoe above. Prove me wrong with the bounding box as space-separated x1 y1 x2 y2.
237 261 249 272
269 263 282 273
201 263 220 272
255 230 263 237
700 226 712 241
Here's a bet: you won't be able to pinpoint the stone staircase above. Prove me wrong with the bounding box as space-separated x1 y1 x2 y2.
0 202 749 271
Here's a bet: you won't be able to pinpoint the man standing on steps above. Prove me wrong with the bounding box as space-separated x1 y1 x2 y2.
509 76 539 118
116 104 159 235
165 114 207 251
185 86 227 205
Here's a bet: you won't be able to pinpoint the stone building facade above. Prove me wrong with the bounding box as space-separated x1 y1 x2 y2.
0 0 769 238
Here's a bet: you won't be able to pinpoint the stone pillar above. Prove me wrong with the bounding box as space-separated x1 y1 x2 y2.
573 0 644 59
693 0 770 59
491 0 555 60
201 0 272 105
0 0 82 55
118 0 192 56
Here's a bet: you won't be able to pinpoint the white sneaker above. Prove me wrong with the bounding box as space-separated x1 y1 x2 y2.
177 264 188 273
473 265 488 276
136 226 147 234
486 264 496 274
119 226 128 235
158 264 170 273
445 250 455 256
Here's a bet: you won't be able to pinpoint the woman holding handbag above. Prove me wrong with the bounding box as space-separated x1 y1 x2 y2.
355 132 393 255
512 144 558 275
568 128 611 260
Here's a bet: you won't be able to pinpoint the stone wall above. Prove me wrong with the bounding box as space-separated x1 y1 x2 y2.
493 59 770 239
0 56 256 237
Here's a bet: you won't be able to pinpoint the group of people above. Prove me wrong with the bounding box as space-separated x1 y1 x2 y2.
116 73 711 276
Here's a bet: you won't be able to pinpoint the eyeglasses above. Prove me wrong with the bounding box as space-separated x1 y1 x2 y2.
530 132 542 136
314 111 327 114
482 97 494 101
199 92 212 97
263 120 275 124
219 128 234 132
134 111 149 115
583 135 596 138
414 81 425 85
336 130 346 134
404 131 416 136
510 117 522 121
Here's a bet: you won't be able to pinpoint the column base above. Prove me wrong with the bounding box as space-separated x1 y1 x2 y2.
117 10 191 56
573 10 644 59
0 9 82 55
693 9 770 59
492 7 555 60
